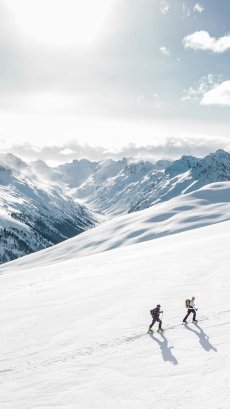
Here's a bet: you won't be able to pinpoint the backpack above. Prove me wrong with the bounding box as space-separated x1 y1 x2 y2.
150 308 156 317
185 299 190 308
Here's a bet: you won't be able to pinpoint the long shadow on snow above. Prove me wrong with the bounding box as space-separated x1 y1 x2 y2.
149 332 178 366
184 323 217 352
0 369 14 373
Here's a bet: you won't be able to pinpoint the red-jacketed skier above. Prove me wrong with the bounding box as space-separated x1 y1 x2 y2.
148 304 163 332
183 296 198 323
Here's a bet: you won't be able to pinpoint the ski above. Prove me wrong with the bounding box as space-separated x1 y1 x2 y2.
147 316 208 334
147 329 164 334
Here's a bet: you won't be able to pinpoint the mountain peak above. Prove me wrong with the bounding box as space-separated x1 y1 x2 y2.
206 149 230 162
0 153 28 171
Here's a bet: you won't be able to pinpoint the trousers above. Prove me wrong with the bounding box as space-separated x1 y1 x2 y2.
149 317 162 330
183 308 196 322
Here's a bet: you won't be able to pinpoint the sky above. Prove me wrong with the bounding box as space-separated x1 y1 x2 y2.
0 0 230 164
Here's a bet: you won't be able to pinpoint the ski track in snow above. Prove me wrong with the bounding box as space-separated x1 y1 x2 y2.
0 313 224 374
0 220 230 409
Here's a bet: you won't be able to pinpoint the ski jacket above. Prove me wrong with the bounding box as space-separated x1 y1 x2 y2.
188 299 196 310
151 307 162 319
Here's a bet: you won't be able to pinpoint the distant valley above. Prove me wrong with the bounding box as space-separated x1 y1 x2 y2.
0 149 230 264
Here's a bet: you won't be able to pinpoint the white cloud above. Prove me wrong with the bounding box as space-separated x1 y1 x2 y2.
2 137 229 164
160 1 170 15
182 74 220 101
60 148 75 155
183 31 230 53
201 81 230 106
182 3 191 18
160 46 171 56
182 76 230 107
194 3 204 13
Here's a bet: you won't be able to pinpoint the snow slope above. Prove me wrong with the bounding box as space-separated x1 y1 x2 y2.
0 154 97 264
0 220 229 409
4 181 230 271
1 149 229 264
53 149 230 215
130 148 230 212
0 152 170 262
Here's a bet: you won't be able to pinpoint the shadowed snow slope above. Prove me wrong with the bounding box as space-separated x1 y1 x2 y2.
0 154 97 264
3 181 230 271
0 220 229 409
33 149 230 216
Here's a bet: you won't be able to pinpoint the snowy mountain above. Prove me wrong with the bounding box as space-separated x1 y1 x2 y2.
30 157 169 215
1 149 230 264
0 215 229 409
46 149 230 215
3 180 230 271
129 149 230 212
0 154 97 264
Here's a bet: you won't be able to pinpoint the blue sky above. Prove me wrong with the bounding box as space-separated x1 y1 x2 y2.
0 0 229 163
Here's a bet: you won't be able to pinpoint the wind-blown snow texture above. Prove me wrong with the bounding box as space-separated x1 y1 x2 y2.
29 149 230 216
1 149 230 264
54 149 230 215
0 220 229 409
4 181 230 271
0 154 97 263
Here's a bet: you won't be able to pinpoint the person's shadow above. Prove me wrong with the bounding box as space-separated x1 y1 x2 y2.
149 332 178 365
184 323 217 352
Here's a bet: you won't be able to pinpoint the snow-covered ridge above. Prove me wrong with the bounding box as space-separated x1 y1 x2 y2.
53 149 230 215
1 149 230 264
167 149 230 179
0 154 97 264
130 149 230 212
2 181 230 272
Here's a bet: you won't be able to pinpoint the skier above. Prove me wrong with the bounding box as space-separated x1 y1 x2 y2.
148 304 163 332
183 296 198 323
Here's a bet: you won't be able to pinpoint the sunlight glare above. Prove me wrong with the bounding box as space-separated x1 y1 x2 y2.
7 0 116 46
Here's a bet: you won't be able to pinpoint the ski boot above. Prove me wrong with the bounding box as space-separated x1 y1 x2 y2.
147 327 153 333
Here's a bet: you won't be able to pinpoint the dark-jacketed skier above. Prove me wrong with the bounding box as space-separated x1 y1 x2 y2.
183 296 198 323
148 304 163 332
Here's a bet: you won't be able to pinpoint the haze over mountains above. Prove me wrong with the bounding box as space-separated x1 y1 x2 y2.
31 149 230 215
0 154 97 263
0 149 230 264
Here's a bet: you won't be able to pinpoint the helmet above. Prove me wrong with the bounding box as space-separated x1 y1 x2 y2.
157 304 161 307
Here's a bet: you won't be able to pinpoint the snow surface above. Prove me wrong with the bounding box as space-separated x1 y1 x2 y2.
3 181 230 272
0 219 229 409
30 150 230 216
0 154 97 263
1 150 230 264
63 149 230 215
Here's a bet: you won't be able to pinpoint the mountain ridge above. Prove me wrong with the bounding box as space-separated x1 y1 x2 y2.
2 181 230 272
0 149 229 264
0 155 97 264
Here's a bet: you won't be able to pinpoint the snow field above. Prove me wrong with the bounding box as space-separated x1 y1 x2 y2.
3 181 230 273
0 220 229 408
1 150 230 265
